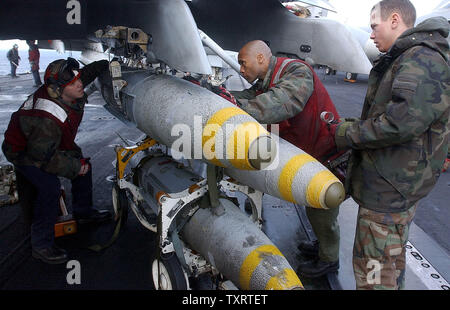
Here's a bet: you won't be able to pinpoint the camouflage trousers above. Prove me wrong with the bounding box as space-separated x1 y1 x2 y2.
353 204 417 290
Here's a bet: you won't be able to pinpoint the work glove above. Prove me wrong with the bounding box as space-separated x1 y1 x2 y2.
328 118 358 136
324 116 358 151
78 157 91 176
331 122 355 150
66 57 80 71
208 85 237 106
182 75 201 86
443 158 450 173
183 75 238 106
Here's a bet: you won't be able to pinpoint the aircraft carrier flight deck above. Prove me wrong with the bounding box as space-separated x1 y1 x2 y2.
1 69 448 291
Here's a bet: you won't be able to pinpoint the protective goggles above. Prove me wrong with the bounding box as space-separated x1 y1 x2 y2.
46 57 81 88
59 68 81 88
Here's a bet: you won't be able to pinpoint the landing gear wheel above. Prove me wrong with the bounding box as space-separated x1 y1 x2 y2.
151 252 189 290
325 67 332 75
346 72 358 80
112 184 129 230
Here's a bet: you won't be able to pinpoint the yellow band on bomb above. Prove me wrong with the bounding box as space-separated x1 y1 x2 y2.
278 154 340 209
278 154 316 203
202 107 268 170
265 268 303 290
239 244 282 290
239 244 302 290
226 122 268 170
202 107 247 167
306 170 338 209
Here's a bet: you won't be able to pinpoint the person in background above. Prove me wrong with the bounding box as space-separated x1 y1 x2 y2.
26 40 42 87
7 43 21 78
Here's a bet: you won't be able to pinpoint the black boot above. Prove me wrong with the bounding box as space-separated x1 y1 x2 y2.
32 245 68 264
297 239 319 257
75 209 112 225
297 259 339 278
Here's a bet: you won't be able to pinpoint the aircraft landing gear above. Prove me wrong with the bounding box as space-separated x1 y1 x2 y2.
325 67 336 75
345 72 358 82
151 252 189 290
112 183 129 230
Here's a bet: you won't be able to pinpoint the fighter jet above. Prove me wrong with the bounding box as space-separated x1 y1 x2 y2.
416 1 450 31
280 0 379 81
188 0 373 80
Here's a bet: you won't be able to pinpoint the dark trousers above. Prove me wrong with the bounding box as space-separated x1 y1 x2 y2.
15 165 93 249
305 205 340 262
32 70 42 85
10 62 17 77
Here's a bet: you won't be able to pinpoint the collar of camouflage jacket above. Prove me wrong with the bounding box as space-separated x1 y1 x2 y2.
259 56 278 91
374 17 449 72
394 16 449 60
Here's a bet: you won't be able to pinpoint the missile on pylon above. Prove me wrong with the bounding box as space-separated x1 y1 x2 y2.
225 137 345 209
100 69 276 170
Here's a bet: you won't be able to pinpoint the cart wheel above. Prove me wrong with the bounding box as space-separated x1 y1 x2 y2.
151 252 189 290
112 184 129 229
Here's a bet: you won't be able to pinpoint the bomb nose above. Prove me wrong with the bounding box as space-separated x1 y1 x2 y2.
324 182 345 209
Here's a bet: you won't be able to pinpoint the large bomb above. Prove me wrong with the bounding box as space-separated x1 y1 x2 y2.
100 70 345 209
133 155 303 290
181 198 303 290
101 70 276 170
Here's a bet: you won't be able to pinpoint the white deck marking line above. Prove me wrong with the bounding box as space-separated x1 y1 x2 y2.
406 241 450 290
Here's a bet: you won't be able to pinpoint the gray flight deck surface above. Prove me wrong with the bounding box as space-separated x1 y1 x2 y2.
0 70 448 290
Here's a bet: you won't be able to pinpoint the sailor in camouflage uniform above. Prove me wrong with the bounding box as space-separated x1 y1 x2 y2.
332 0 449 289
231 40 343 277
2 58 111 264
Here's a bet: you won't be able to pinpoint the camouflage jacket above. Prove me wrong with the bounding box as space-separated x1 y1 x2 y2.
335 17 450 212
230 56 314 124
7 48 20 63
2 60 109 179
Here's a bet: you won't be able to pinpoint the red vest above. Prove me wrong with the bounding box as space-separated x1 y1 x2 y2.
28 47 40 71
4 86 83 154
265 58 340 162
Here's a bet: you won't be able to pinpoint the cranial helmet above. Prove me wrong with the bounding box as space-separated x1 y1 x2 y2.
44 57 81 98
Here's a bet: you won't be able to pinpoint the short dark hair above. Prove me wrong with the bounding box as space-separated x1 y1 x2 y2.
372 0 416 27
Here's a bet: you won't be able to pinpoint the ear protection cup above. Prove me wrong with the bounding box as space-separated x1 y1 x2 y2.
45 75 62 98
47 84 61 98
